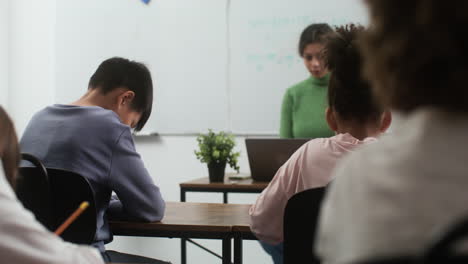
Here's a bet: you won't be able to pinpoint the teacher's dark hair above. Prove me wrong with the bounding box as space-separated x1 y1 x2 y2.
298 23 334 57
88 57 153 131
324 24 383 122
0 106 20 189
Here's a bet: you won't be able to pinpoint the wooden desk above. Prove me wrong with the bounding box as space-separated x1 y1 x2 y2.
179 177 268 204
179 177 266 264
110 202 252 264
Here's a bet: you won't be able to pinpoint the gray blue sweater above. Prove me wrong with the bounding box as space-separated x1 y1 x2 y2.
20 104 165 252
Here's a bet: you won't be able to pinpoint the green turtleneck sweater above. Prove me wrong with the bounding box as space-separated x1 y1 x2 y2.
280 75 334 138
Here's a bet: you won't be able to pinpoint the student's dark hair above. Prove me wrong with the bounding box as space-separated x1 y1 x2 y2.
298 23 334 56
88 57 153 131
0 106 20 189
361 0 468 113
324 24 383 122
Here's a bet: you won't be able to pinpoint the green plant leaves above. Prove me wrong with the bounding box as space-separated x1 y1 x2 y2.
194 129 240 173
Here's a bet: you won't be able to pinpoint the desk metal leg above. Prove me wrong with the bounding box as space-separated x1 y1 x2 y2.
223 192 228 204
234 235 243 264
181 239 187 264
222 237 232 264
180 189 186 264
181 188 186 202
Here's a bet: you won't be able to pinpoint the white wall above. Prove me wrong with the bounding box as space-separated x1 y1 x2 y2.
5 1 270 263
0 0 9 108
9 0 56 134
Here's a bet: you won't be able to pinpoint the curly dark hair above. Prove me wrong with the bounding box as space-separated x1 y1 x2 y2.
324 24 383 122
361 0 468 113
0 107 20 189
298 23 334 57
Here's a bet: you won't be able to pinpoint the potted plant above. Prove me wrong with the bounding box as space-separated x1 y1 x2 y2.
195 129 240 182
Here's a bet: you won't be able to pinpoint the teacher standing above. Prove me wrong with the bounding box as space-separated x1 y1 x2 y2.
280 23 335 138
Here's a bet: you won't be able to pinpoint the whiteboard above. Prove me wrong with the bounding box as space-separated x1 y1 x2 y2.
229 0 368 134
55 0 368 135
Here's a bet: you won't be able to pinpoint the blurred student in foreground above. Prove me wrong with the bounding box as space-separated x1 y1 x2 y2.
316 1 468 263
250 25 391 264
0 106 104 264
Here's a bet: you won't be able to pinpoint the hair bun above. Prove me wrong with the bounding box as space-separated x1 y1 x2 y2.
325 24 383 122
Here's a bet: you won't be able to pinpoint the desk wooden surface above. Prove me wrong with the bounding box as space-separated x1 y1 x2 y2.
110 202 251 237
179 177 269 191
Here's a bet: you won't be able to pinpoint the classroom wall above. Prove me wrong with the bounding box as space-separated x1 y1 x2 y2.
5 2 270 263
6 4 267 261
6 4 268 262
0 0 9 108
9 0 56 133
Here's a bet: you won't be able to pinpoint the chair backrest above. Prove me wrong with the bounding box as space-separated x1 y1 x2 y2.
17 153 54 230
47 168 97 244
16 153 97 245
283 187 326 264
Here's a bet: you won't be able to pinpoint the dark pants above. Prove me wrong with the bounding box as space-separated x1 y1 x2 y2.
102 250 171 264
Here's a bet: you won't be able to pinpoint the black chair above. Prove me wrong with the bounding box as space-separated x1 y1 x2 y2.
47 168 97 244
16 153 54 230
423 216 468 263
16 153 97 245
283 187 326 264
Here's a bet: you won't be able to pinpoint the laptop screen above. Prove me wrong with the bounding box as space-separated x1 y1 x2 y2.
245 138 310 182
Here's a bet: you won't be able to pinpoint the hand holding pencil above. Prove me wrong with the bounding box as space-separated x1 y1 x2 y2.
54 201 89 236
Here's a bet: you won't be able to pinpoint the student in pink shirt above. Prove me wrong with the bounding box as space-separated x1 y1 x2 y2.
249 25 392 264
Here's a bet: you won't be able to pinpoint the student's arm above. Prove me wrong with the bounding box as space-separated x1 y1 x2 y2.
249 143 309 244
0 167 103 264
280 90 294 138
107 128 165 222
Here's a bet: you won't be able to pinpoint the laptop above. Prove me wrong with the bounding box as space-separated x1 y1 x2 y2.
245 138 310 182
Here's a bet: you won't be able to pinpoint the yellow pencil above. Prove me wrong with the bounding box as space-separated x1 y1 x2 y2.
54 201 89 236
